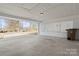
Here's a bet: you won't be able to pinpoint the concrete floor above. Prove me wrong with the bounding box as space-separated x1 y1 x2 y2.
0 35 79 56
0 32 37 38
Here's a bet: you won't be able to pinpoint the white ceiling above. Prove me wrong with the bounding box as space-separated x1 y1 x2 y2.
0 3 78 22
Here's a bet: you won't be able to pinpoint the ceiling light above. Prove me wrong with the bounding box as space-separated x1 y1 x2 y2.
40 13 44 14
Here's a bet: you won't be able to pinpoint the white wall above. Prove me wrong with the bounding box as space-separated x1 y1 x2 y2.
73 15 79 28
73 15 79 40
40 15 79 38
39 16 75 38
39 22 47 35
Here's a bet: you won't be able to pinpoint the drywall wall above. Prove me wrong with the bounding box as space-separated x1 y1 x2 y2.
73 15 79 28
39 22 47 35
40 15 79 38
39 16 74 38
74 15 79 40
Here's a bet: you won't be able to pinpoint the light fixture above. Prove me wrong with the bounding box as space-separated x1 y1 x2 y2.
40 12 44 14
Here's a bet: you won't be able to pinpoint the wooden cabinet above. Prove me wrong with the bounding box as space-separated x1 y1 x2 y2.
66 29 79 40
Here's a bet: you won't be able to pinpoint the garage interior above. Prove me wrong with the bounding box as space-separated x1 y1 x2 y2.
0 3 79 56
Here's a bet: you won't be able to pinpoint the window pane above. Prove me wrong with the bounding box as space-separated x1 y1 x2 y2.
0 19 6 29
22 21 30 28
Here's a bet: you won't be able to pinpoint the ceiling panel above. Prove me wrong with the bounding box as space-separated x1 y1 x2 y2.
0 4 37 20
0 3 78 22
0 3 38 10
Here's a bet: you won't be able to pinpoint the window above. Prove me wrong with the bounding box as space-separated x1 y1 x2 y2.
0 19 39 33
20 20 38 33
0 19 6 29
22 20 30 28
